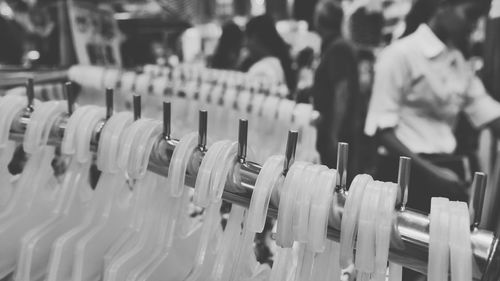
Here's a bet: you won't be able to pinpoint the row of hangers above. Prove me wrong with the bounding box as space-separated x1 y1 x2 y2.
142 64 290 98
1 79 499 281
66 66 319 163
67 65 313 125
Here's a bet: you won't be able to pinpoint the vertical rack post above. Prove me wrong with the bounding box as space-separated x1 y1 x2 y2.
283 130 298 174
398 157 411 211
198 110 207 151
237 119 248 163
336 142 348 192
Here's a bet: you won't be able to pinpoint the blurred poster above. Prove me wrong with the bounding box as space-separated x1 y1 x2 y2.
67 0 122 66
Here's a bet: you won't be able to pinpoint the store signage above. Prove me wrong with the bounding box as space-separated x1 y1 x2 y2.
67 0 122 66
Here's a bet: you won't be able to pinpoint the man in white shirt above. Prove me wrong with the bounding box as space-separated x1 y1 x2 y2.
366 0 500 216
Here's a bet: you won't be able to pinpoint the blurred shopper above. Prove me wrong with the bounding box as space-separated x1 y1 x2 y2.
240 14 296 92
210 21 243 70
367 5 499 280
366 0 499 252
311 0 372 178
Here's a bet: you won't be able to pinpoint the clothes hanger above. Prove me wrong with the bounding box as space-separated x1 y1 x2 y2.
0 95 28 212
449 201 472 281
275 161 310 248
289 165 328 281
339 174 372 271
428 197 450 281
46 97 133 281
293 164 328 242
0 100 65 279
15 101 104 281
355 180 383 281
85 117 160 281
373 182 398 281
134 115 209 281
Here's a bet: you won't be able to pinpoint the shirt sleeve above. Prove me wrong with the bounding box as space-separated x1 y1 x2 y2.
463 76 500 128
364 46 406 136
248 57 285 84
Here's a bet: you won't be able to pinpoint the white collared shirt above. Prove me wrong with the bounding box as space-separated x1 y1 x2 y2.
248 57 285 84
365 24 500 154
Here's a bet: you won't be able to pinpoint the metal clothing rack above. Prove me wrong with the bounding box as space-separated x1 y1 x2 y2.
5 83 500 281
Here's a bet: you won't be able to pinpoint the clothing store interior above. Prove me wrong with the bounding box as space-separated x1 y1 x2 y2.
1 0 500 280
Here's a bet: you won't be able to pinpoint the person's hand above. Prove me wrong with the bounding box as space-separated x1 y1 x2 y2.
431 166 463 185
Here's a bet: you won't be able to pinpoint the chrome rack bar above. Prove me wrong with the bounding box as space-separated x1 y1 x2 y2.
7 108 499 281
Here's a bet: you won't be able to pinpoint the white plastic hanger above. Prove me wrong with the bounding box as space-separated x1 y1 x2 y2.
210 205 246 281
272 161 312 281
449 201 472 281
78 118 161 281
0 100 65 279
355 180 383 281
276 161 309 248
428 197 450 281
46 111 133 281
226 156 282 281
101 120 168 281
176 141 232 281
339 174 372 271
307 169 336 252
247 155 285 232
120 71 137 93
125 140 228 281
201 141 241 281
290 165 329 281
293 164 328 242
0 95 28 212
373 182 398 281
15 105 104 281
130 132 201 281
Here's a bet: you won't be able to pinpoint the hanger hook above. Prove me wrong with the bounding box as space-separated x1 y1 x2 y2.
336 142 348 192
397 156 411 211
283 130 298 175
198 110 207 151
26 78 35 112
133 93 141 121
163 101 171 139
65 82 75 115
470 172 487 230
105 88 114 120
237 119 248 163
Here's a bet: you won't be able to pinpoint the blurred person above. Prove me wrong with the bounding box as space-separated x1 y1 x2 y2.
311 0 373 178
0 0 58 66
210 21 243 70
366 5 497 280
240 14 296 92
348 4 385 47
365 4 498 280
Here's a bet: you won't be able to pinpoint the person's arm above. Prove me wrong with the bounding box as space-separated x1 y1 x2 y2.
464 77 500 137
378 128 464 185
487 117 500 138
366 46 465 190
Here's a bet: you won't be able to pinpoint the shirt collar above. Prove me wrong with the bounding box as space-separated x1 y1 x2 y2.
412 24 446 58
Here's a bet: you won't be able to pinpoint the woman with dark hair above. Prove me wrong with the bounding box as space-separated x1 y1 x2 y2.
240 14 296 92
311 0 376 179
210 21 243 70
